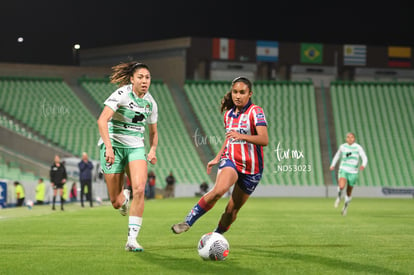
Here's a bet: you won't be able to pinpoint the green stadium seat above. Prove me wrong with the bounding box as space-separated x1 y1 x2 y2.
184 80 324 187
79 78 210 185
331 81 414 187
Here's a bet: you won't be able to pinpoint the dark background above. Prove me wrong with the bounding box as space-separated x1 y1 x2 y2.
0 0 412 65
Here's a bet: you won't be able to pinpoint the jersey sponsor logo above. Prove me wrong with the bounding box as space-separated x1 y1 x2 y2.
128 101 151 113
122 124 145 132
230 139 247 144
107 98 118 103
256 112 266 124
256 113 265 119
132 112 146 123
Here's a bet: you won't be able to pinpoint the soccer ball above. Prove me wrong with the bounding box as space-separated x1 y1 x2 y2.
26 200 34 210
96 196 102 205
197 232 230 261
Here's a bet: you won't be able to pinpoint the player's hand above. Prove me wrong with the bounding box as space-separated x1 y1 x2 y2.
359 166 365 171
105 148 115 164
329 166 335 171
207 159 220 175
226 130 242 141
147 152 157 165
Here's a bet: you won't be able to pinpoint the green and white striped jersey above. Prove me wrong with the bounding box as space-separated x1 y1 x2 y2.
330 143 368 174
98 84 158 148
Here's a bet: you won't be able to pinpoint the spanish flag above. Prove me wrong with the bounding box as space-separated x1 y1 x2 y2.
388 46 411 68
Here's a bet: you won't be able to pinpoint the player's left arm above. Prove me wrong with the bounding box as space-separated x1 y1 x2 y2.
359 146 368 170
226 126 268 146
226 106 268 146
147 123 158 164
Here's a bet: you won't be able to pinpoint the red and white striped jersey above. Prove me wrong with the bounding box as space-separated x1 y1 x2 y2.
221 101 267 174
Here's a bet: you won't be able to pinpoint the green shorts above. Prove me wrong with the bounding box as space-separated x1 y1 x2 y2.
100 144 146 174
338 170 359 187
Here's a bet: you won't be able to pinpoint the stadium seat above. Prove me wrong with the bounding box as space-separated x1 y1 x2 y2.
79 78 210 185
184 80 324 186
330 81 414 187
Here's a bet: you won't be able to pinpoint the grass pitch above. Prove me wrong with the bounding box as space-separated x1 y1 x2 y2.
0 197 413 274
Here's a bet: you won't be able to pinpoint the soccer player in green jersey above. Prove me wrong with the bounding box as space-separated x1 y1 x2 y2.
97 62 158 251
330 132 367 216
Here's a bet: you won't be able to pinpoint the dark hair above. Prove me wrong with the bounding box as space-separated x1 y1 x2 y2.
110 62 150 87
220 76 252 113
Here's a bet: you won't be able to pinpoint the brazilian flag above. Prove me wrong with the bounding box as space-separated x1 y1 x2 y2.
301 43 323 64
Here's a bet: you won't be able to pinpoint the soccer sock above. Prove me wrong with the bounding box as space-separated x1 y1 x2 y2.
337 187 342 199
61 197 64 209
128 216 142 242
215 221 231 234
344 195 352 206
185 197 214 226
52 196 56 207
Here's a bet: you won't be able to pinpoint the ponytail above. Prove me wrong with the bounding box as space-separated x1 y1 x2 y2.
110 62 150 87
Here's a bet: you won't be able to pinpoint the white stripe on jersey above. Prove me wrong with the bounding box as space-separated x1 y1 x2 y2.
248 107 256 174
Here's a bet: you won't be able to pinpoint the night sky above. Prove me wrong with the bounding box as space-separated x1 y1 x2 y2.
0 0 412 65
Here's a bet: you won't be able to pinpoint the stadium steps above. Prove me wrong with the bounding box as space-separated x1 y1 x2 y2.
0 76 99 160
330 81 414 187
0 148 45 182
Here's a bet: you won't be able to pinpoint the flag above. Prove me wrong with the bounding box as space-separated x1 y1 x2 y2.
388 46 411 68
212 38 235 60
256 41 279 62
343 44 366 66
301 43 323 64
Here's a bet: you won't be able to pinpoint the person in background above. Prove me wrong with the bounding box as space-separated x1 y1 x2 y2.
97 62 158 252
14 181 25 207
70 182 77 202
172 76 268 235
164 171 176 198
50 154 67 211
35 178 46 205
195 182 209 197
147 171 156 199
330 132 368 216
79 152 94 207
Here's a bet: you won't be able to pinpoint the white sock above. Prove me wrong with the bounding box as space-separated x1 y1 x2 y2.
128 216 142 242
344 195 352 205
337 187 342 198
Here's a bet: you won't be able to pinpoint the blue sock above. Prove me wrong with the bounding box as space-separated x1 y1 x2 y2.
184 197 213 226
185 204 206 226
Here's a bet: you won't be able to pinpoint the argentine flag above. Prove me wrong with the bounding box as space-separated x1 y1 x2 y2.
256 41 279 62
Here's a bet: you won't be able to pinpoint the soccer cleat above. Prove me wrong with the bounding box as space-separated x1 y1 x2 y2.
334 197 340 208
341 204 348 216
119 189 130 216
125 240 144 252
171 222 190 234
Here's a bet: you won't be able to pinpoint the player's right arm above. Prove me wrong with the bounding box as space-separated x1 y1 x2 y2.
97 106 115 164
206 138 227 175
330 145 342 170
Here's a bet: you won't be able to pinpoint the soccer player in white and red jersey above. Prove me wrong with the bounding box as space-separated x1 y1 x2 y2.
172 76 268 234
